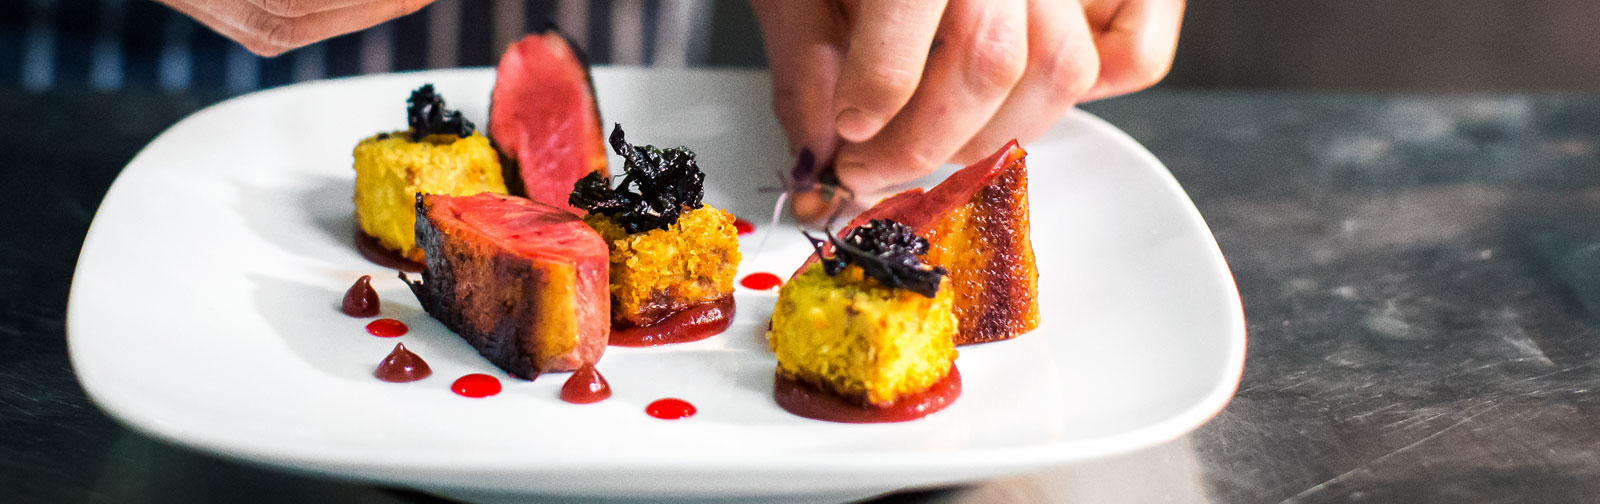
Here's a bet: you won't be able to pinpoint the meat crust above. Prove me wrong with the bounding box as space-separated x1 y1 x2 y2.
406 193 610 378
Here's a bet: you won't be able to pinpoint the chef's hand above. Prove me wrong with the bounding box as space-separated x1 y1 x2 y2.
753 0 1183 204
157 0 434 57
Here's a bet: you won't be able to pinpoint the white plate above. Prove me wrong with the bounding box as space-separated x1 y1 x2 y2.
68 68 1244 503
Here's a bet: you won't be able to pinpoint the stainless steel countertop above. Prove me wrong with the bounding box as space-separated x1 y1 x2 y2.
4 89 1597 503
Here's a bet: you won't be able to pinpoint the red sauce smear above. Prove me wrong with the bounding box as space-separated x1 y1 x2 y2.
559 363 612 404
451 373 502 398
341 275 381 317
610 297 735 347
374 342 432 382
733 218 755 236
739 272 782 291
774 365 961 423
646 398 696 419
355 230 424 273
366 318 408 337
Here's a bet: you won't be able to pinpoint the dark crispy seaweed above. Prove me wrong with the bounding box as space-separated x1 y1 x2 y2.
407 84 475 141
568 124 705 233
804 219 947 297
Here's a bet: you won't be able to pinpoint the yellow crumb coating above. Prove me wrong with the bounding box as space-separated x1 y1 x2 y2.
583 205 741 326
352 131 507 261
766 263 958 406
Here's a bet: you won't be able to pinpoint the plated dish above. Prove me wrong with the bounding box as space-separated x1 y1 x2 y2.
68 67 1245 502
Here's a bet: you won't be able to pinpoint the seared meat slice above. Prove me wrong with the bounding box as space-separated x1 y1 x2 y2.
406 193 609 378
489 30 607 213
835 141 1040 345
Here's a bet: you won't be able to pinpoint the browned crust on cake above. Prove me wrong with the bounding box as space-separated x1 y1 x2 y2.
619 288 694 328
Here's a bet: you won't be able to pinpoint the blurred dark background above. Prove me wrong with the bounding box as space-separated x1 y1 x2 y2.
1170 0 1600 92
5 0 1600 95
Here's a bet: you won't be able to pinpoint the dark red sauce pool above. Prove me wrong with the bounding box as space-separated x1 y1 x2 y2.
365 318 408 337
341 275 381 317
355 230 424 272
733 218 755 236
739 272 782 291
451 373 502 398
374 342 432 382
609 297 735 347
774 366 961 423
646 398 696 419
560 363 612 404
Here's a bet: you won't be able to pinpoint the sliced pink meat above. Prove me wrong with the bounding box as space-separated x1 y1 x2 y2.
406 193 609 379
489 31 608 213
847 140 1025 231
794 140 1026 277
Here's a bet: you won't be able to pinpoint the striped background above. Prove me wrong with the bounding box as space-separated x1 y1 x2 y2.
2 0 735 95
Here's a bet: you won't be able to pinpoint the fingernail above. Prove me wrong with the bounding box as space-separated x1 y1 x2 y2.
834 108 883 142
790 148 817 185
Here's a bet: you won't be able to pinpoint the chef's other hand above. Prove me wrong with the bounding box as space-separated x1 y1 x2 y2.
753 0 1184 200
157 0 434 57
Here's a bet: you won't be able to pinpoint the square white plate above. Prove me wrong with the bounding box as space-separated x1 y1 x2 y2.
68 68 1244 503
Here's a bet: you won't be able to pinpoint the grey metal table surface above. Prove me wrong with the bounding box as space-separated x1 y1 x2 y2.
4 89 1598 503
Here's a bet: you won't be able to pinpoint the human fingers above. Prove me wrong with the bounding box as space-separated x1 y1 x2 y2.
751 0 845 162
834 0 1029 197
159 0 434 57
1079 0 1184 102
830 0 948 142
245 0 384 17
158 0 289 54
951 0 1099 163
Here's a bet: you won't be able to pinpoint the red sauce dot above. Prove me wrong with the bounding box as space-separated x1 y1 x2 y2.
341 275 380 317
374 342 431 383
740 272 782 291
646 398 696 419
365 318 408 337
451 373 502 398
733 218 755 236
560 363 612 404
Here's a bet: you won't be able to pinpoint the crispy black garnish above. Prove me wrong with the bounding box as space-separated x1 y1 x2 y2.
805 219 947 297
407 84 475 141
568 124 705 233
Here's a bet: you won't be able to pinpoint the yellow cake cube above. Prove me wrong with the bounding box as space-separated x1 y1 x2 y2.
766 263 958 406
584 205 741 326
352 131 507 261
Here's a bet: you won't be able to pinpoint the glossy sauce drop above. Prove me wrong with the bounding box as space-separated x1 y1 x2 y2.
559 363 612 404
610 297 735 347
739 272 782 291
451 373 502 398
354 230 424 272
774 366 961 423
374 342 432 382
365 318 408 337
341 275 381 317
733 218 755 236
646 398 696 419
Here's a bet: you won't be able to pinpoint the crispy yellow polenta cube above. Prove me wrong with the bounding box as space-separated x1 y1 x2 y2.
767 263 958 406
584 205 740 326
353 131 507 261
